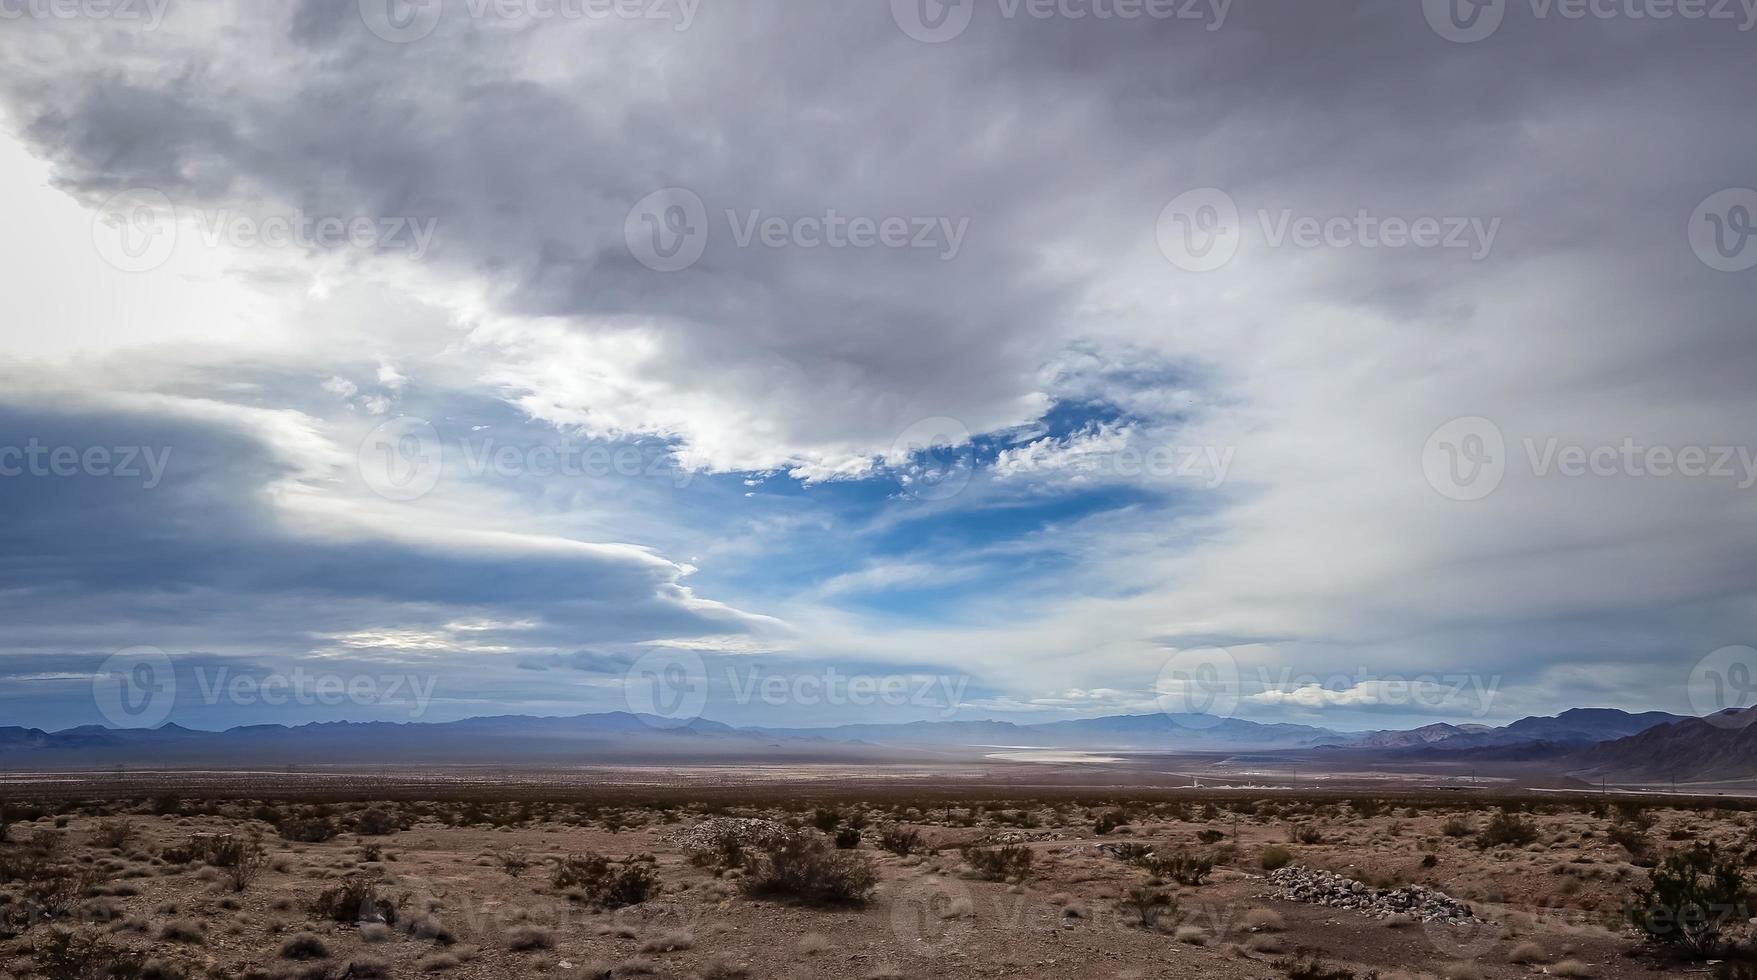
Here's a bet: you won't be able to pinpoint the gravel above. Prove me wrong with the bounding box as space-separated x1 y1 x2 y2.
1265 866 1475 924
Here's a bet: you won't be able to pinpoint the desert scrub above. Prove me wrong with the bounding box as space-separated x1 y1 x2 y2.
1260 845 1294 871
1476 809 1538 849
961 844 1033 881
1143 848 1212 886
1121 885 1175 928
1626 842 1751 958
740 835 878 904
310 872 397 925
877 825 922 856
551 852 659 908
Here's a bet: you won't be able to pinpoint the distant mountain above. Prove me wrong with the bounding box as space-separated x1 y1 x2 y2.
0 706 1699 771
1573 709 1757 782
755 713 1341 750
0 710 1343 768
1340 723 1491 749
1502 707 1689 742
1331 708 1687 754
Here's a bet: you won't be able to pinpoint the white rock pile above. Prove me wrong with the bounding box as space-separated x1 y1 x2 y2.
1265 866 1474 924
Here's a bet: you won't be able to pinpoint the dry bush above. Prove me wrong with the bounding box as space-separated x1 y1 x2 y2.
1121 886 1174 928
92 820 135 851
29 927 145 980
310 872 396 925
961 844 1033 881
1143 848 1211 886
224 839 270 893
551 852 659 908
740 836 878 904
1271 950 1361 980
1260 845 1293 870
878 826 922 856
1476 810 1538 849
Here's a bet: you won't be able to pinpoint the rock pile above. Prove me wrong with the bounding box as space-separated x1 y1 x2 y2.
1265 866 1474 924
671 817 793 861
975 830 1064 846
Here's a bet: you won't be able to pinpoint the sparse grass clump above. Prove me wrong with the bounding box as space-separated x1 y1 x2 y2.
1272 949 1363 980
280 932 330 960
506 924 555 951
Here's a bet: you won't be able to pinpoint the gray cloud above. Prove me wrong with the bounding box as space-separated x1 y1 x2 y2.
1 0 1755 727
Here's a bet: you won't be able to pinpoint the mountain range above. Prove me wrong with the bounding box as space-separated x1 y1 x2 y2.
0 706 1717 778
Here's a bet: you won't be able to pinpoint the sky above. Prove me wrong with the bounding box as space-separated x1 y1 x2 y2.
1 0 1756 734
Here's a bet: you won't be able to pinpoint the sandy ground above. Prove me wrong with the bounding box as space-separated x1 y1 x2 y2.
0 793 1743 979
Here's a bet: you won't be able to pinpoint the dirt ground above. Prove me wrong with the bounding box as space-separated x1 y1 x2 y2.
0 793 1744 979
